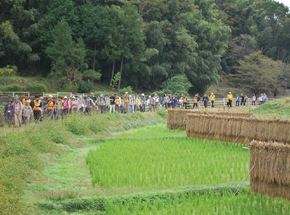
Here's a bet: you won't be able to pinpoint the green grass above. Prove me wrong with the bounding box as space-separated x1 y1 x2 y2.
109 123 184 139
86 138 249 190
252 97 290 119
0 112 164 214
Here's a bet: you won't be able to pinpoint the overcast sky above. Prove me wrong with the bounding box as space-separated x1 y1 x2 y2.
277 0 290 9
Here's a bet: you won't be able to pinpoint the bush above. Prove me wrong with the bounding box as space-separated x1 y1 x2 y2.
94 91 112 97
3 84 25 92
77 80 93 93
119 86 133 96
25 83 47 93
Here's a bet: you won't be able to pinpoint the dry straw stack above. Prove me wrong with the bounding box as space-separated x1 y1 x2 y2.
167 109 253 131
186 114 290 144
249 141 290 200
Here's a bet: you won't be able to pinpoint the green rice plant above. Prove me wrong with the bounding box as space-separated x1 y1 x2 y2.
102 190 290 214
87 137 250 191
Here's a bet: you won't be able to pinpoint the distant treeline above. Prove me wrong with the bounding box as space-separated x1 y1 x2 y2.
0 0 290 94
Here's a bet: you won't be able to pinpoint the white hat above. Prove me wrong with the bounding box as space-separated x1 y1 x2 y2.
149 96 151 98
25 100 29 104
125 92 128 94
64 96 67 99
211 93 213 94
142 93 144 96
49 95 52 98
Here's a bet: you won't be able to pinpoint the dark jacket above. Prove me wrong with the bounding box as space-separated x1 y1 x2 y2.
4 104 14 115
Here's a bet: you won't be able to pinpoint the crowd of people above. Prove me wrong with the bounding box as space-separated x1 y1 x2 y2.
3 91 269 128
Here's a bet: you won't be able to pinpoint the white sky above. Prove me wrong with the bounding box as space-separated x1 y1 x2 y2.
277 0 290 9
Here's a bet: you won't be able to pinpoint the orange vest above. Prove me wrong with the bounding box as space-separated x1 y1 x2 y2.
47 101 54 110
193 97 197 104
22 98 31 106
33 100 41 111
115 98 120 105
183 98 187 103
124 96 129 103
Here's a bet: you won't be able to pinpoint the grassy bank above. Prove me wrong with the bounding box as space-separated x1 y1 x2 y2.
0 111 165 214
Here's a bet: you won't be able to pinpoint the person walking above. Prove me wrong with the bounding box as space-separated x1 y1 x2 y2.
258 94 263 105
4 99 13 127
141 94 146 112
160 96 164 110
173 96 177 109
178 96 183 109
153 93 159 112
22 95 31 106
168 94 173 109
22 100 33 126
124 92 129 113
46 95 55 119
134 94 140 112
164 94 169 109
263 93 268 103
33 95 42 122
147 96 152 112
183 95 187 109
150 95 156 111
210 93 215 108
196 93 201 108
99 94 106 114
63 97 69 115
193 94 198 109
109 93 116 113
128 95 133 113
245 95 248 106
71 97 78 113
240 93 245 107
120 96 124 113
252 94 256 106
226 95 230 107
115 95 121 113
228 92 233 107
13 96 23 128
235 94 240 107
203 93 209 108
55 97 63 120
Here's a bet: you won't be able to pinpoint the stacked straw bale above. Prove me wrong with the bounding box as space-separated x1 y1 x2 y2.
167 109 253 131
249 141 290 200
186 114 290 144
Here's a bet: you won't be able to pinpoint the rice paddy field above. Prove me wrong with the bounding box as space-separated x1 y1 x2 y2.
86 138 249 189
14 109 290 214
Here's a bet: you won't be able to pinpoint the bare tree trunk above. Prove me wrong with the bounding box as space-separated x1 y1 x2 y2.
92 43 96 86
118 55 124 90
109 60 115 91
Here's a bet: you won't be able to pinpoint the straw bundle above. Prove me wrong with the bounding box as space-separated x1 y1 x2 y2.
186 114 290 144
249 141 290 200
167 109 253 131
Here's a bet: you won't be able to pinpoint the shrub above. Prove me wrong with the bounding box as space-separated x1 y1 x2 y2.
119 86 133 96
25 83 47 92
3 84 25 92
77 80 93 93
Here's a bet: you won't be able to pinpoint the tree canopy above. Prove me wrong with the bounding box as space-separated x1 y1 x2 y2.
0 0 289 94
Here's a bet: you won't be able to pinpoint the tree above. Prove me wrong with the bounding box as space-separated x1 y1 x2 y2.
45 20 88 89
82 3 111 85
232 52 290 96
162 74 192 95
116 4 146 90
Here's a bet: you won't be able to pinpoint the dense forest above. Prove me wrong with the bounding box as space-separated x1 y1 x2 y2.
0 0 290 95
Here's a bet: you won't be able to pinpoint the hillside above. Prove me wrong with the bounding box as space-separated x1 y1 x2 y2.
1 0 290 95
